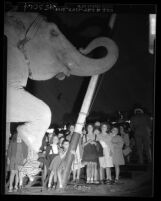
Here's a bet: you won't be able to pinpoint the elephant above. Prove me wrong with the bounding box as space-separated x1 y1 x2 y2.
4 11 119 153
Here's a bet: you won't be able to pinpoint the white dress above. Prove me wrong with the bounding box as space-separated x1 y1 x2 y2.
98 133 113 168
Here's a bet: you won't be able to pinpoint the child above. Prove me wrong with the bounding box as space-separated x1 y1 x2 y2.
97 123 113 184
81 124 99 184
7 132 28 192
48 140 74 189
19 148 41 188
71 133 84 184
111 126 125 183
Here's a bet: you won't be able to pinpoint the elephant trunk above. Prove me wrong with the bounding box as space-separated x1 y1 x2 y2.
65 37 119 77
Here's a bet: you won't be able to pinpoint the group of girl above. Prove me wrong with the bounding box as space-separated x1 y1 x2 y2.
81 123 125 185
42 122 126 190
6 122 127 192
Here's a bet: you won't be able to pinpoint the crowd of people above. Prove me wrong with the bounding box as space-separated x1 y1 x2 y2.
6 107 153 192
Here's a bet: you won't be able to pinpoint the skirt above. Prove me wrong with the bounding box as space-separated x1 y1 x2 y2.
82 143 99 163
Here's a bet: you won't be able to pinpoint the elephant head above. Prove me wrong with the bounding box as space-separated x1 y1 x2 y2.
4 12 119 83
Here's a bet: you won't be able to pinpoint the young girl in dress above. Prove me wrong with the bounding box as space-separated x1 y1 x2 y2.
19 147 41 188
81 124 99 184
111 126 125 183
7 132 28 192
97 123 114 184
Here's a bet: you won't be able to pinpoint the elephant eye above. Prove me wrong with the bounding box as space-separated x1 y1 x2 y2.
50 29 58 37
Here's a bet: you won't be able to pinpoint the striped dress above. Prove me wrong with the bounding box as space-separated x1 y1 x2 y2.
19 149 41 178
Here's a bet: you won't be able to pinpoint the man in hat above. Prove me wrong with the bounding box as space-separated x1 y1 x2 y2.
130 108 152 164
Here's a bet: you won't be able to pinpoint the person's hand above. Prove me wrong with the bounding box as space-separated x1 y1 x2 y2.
70 150 76 155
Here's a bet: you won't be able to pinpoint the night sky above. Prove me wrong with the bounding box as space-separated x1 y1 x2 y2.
25 12 155 126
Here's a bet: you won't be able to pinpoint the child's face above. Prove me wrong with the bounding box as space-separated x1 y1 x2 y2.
112 127 118 136
101 124 108 132
58 133 63 138
63 141 69 150
87 125 93 133
69 125 75 133
53 136 59 144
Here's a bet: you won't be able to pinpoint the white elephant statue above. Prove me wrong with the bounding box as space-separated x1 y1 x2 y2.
4 11 119 152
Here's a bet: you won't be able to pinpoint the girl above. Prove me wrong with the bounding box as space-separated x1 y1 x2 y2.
19 148 41 188
65 124 75 142
93 127 104 184
81 124 99 184
7 132 28 192
71 132 84 184
111 126 125 183
97 123 114 184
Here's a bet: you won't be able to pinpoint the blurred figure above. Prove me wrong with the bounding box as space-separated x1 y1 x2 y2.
94 121 101 128
111 126 125 183
120 125 131 163
7 131 28 192
130 108 152 164
65 124 75 142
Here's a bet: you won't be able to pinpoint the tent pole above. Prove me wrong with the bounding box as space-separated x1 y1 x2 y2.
60 14 117 188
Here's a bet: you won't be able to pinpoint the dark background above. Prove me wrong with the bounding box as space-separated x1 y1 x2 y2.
4 3 155 126
25 12 155 126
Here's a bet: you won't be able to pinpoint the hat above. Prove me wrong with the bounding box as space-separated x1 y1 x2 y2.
134 108 144 114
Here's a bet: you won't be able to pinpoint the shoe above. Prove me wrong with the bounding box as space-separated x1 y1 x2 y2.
13 186 18 192
8 187 13 193
100 180 104 184
106 180 114 185
114 179 119 184
86 180 90 184
76 179 80 184
71 179 76 184
47 187 52 191
93 180 99 184
52 182 57 189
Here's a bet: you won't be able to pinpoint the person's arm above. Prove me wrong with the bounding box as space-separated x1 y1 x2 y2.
7 141 12 160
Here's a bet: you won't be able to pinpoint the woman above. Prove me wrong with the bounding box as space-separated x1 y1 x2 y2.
81 124 99 184
97 123 114 184
7 131 28 192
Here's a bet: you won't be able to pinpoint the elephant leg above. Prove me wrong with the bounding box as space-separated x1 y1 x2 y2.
7 87 51 152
